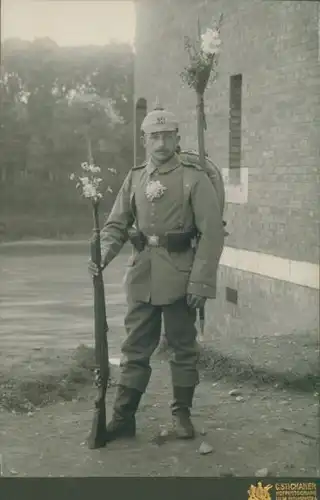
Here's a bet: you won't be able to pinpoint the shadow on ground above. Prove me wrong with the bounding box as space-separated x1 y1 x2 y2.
158 341 319 394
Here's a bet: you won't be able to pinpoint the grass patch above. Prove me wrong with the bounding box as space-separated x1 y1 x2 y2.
197 343 319 394
0 345 116 414
156 339 319 394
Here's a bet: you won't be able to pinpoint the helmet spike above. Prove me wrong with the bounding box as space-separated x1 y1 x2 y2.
153 96 164 111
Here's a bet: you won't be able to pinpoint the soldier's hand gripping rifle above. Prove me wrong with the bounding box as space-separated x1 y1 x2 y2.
87 200 110 449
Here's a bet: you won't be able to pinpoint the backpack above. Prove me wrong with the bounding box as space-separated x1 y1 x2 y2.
178 150 228 234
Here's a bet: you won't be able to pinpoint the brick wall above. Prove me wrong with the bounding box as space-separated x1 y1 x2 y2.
134 0 319 264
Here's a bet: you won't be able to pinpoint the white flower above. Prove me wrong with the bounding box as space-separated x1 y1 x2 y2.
87 164 101 173
70 160 108 202
82 183 103 201
201 28 221 55
107 168 117 174
81 162 90 171
92 166 101 173
79 176 90 185
145 180 167 201
83 184 97 199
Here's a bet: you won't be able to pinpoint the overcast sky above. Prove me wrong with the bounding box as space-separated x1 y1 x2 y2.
1 0 136 46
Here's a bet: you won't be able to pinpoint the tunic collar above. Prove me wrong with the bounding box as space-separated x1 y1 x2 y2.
146 153 181 175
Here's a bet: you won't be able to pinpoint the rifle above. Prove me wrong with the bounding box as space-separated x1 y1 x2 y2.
196 81 209 337
194 15 223 335
87 200 110 449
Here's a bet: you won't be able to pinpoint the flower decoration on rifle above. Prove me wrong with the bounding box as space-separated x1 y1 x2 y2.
180 14 223 95
70 162 103 203
179 15 224 337
70 162 117 204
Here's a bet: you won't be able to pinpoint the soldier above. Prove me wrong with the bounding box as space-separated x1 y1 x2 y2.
88 104 224 442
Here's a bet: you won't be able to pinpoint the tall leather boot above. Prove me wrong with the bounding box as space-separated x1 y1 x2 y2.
105 385 142 442
171 386 196 439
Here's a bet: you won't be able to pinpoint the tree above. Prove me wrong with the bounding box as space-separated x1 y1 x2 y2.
0 38 134 239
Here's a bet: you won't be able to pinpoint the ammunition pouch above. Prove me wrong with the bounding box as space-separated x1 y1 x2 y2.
127 228 197 253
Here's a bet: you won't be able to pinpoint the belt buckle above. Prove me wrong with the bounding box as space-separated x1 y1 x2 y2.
148 235 159 247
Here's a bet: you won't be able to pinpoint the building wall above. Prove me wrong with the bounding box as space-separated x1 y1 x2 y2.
134 0 319 262
134 0 319 352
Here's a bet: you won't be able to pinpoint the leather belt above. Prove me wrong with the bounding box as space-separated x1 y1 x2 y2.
143 230 196 252
127 228 197 253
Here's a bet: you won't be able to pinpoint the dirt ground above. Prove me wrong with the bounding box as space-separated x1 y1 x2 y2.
0 351 318 478
0 241 318 477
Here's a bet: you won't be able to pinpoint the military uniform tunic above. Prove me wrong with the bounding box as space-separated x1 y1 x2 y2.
100 153 224 305
99 153 224 392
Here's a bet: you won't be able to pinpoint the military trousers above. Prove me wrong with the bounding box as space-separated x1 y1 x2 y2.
118 297 200 393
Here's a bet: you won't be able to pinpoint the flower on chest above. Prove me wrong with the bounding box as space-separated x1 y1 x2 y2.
145 179 167 201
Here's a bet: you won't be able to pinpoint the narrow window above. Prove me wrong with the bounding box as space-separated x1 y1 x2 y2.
228 74 242 182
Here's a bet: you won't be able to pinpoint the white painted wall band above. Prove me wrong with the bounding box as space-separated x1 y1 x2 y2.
222 167 249 204
220 246 319 290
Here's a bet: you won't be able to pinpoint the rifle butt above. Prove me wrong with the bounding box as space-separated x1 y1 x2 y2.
87 202 110 450
87 397 107 449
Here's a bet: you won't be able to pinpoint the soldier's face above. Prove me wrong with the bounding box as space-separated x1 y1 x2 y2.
144 130 180 164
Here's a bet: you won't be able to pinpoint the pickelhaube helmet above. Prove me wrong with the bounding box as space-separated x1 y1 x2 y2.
141 98 179 134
